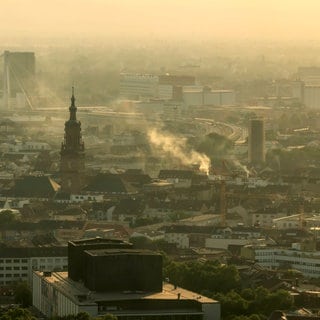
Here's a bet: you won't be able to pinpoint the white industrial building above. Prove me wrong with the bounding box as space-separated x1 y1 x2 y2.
119 73 196 101
0 247 67 286
33 271 220 319
183 87 236 107
304 85 320 109
119 74 158 99
242 245 320 278
272 214 302 230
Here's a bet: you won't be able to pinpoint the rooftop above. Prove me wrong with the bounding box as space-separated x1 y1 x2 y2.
36 271 217 305
85 249 161 257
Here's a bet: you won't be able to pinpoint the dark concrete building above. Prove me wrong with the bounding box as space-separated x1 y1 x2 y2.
85 249 162 292
248 118 265 165
10 175 60 199
68 238 132 282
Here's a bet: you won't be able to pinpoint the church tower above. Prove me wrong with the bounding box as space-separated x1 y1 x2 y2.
60 88 85 193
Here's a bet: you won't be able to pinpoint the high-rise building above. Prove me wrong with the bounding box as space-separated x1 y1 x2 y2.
60 89 85 194
3 51 35 109
248 118 265 165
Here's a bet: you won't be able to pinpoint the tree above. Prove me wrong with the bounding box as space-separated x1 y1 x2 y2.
14 282 32 308
215 290 248 318
97 315 117 320
0 308 35 320
0 210 16 225
75 313 91 320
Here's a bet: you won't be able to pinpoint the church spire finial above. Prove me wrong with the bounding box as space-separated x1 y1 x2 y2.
69 86 77 121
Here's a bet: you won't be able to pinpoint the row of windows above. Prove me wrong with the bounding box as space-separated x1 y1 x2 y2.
73 195 96 200
257 259 273 263
0 280 20 285
256 251 274 256
275 259 320 267
0 273 27 278
38 265 67 270
0 266 27 270
0 259 27 263
0 258 67 264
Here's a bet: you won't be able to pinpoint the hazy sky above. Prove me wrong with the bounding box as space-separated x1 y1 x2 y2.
1 0 320 41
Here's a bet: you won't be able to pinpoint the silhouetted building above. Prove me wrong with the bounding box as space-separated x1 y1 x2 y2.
248 118 265 165
68 238 132 282
85 249 162 292
33 238 220 319
10 175 60 199
60 89 85 194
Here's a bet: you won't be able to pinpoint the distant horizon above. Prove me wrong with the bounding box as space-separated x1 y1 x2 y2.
1 0 320 43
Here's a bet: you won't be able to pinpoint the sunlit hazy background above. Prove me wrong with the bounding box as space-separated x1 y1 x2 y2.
1 0 320 41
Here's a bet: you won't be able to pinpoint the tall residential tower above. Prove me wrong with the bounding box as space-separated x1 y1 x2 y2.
248 118 265 165
3 51 35 110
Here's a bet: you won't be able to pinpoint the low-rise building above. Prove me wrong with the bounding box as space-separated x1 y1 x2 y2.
0 246 67 286
241 245 320 278
272 214 302 229
33 238 220 319
33 272 220 319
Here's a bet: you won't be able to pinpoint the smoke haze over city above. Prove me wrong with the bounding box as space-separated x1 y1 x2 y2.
1 0 320 41
2 1 320 320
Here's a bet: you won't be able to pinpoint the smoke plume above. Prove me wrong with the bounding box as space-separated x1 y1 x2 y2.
148 129 210 174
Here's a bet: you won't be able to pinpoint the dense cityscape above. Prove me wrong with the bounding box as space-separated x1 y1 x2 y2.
1 1 320 320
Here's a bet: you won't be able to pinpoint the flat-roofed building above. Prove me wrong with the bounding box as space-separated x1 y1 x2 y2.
33 238 220 319
183 86 236 106
33 271 220 319
241 245 320 278
304 85 320 109
0 246 67 287
119 73 196 101
119 74 159 99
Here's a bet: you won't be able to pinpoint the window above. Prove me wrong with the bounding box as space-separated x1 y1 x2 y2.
21 259 27 263
21 266 27 270
13 267 19 270
5 267 11 270
13 259 19 263
5 259 11 263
